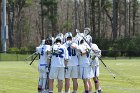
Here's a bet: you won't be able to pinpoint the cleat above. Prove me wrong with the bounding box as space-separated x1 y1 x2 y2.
98 89 103 93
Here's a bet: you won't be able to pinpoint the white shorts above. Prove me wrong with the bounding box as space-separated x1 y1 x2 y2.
92 65 99 77
38 64 48 79
65 66 78 78
49 67 65 80
79 66 94 79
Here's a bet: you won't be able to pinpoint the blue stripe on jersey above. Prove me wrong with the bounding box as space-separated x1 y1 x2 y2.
95 66 97 77
40 64 47 66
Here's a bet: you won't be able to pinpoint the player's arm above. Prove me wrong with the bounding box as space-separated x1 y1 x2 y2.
92 44 101 57
64 46 69 67
36 47 40 54
81 45 91 56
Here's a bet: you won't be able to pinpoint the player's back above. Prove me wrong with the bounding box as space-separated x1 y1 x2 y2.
63 43 79 66
51 44 68 67
78 43 90 67
36 45 51 64
90 43 101 66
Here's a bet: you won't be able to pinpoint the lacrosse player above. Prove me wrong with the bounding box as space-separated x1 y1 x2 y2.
63 32 79 93
85 34 102 93
36 38 51 93
49 36 69 93
90 43 102 93
78 35 94 93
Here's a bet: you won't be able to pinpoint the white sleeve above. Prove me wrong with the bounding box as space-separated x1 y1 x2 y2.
64 46 69 60
36 47 40 54
91 44 101 57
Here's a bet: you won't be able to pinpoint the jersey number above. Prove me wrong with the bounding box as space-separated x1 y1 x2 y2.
55 48 64 58
41 47 44 56
67 47 76 56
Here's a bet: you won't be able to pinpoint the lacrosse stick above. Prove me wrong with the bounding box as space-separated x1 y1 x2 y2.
29 54 38 65
25 52 37 61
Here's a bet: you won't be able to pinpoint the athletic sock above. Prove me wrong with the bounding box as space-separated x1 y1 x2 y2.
49 91 53 93
42 78 47 89
72 90 77 93
95 90 98 93
85 90 89 93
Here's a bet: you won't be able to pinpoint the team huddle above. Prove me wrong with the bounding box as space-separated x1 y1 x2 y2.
35 28 102 93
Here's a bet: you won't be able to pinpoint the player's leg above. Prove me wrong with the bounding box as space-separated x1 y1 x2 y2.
46 71 50 92
65 66 71 93
82 67 91 93
58 80 63 93
88 79 93 93
93 65 102 93
40 65 48 93
72 78 78 93
49 67 58 93
58 67 65 93
71 66 78 93
65 78 70 93
83 79 90 93
38 65 43 93
49 79 54 93
38 78 43 93
88 66 94 93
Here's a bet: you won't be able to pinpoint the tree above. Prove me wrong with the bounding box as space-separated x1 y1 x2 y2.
42 0 58 37
8 0 15 47
112 0 119 40
0 0 2 50
132 0 139 36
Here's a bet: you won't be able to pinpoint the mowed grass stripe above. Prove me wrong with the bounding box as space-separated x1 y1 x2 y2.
0 59 140 93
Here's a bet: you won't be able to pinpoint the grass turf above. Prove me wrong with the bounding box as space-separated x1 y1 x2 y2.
0 59 140 93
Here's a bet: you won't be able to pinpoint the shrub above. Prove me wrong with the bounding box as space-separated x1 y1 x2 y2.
7 47 20 54
20 47 29 54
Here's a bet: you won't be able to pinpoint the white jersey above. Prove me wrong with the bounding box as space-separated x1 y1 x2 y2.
51 44 68 67
36 45 51 65
63 43 79 66
78 43 91 67
90 43 101 66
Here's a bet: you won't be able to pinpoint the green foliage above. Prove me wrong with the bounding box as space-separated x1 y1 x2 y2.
20 47 29 54
25 0 33 6
96 36 140 57
42 0 58 6
7 47 20 53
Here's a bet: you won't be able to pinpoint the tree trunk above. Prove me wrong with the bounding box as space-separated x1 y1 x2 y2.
41 0 44 39
90 0 96 39
8 0 15 47
132 0 136 36
51 2 58 36
112 0 118 40
0 0 2 50
124 0 127 37
84 0 88 27
97 0 101 38
74 0 78 34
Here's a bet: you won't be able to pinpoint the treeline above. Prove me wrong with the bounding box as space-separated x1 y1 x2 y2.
0 0 140 56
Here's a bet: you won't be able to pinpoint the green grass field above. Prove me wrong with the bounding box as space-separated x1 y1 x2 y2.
0 59 140 93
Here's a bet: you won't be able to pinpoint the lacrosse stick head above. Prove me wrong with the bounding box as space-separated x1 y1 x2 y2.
84 27 91 36
76 29 80 33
